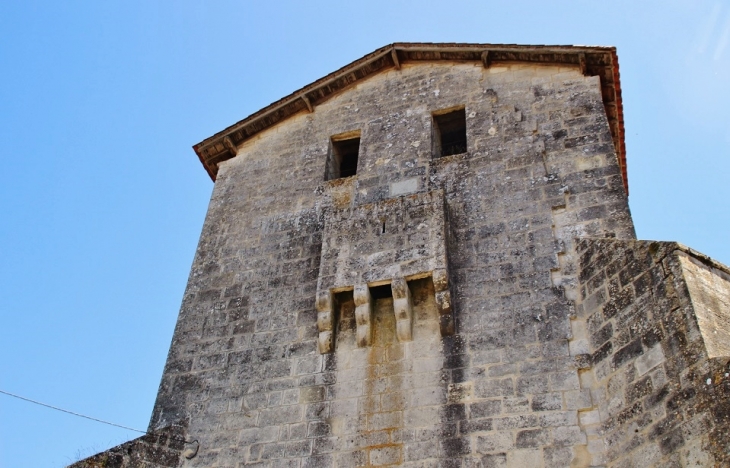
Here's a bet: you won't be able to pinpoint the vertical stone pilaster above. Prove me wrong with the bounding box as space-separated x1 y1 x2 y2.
353 284 373 347
391 277 413 342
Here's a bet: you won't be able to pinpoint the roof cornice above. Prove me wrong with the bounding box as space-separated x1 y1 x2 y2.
193 42 627 193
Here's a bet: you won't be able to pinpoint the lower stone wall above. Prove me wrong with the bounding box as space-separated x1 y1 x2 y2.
71 238 730 468
68 425 189 468
575 238 730 467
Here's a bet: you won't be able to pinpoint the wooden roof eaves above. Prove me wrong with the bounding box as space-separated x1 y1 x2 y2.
193 43 627 191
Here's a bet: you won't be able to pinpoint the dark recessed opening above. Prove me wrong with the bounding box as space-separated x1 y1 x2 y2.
327 135 360 180
334 289 354 309
334 289 353 326
433 108 467 157
370 284 393 300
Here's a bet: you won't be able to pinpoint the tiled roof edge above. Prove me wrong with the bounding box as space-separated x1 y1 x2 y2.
192 42 627 190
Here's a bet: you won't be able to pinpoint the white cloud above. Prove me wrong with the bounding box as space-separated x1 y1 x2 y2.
697 2 722 54
713 13 730 60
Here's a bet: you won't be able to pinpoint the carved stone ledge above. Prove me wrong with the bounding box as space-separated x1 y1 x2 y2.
316 290 335 354
433 268 455 336
391 277 413 342
353 284 373 348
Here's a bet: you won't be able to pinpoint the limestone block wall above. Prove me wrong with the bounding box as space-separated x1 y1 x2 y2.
318 190 448 290
317 277 447 466
316 189 452 352
678 250 730 358
575 238 730 467
149 62 635 467
69 425 188 468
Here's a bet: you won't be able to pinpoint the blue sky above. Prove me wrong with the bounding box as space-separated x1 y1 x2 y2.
1 1 728 466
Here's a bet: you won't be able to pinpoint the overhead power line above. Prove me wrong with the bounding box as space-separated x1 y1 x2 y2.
0 388 147 433
0 388 196 446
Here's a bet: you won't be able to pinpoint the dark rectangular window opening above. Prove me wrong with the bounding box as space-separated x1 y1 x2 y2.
369 284 393 300
326 133 360 180
334 289 354 333
433 108 467 157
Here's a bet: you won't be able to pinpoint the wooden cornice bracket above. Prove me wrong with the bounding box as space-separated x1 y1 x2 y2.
223 136 238 157
391 48 401 70
301 94 313 113
481 50 491 68
578 52 587 75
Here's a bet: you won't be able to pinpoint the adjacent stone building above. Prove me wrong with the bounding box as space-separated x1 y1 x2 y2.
72 43 730 468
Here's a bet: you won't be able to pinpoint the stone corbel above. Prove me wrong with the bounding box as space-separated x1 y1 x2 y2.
316 290 335 353
353 284 373 347
391 277 413 342
433 269 455 336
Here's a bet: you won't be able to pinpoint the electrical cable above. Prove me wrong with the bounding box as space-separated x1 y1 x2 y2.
0 388 196 446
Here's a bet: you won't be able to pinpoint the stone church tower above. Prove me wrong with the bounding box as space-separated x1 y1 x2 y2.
73 43 730 467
